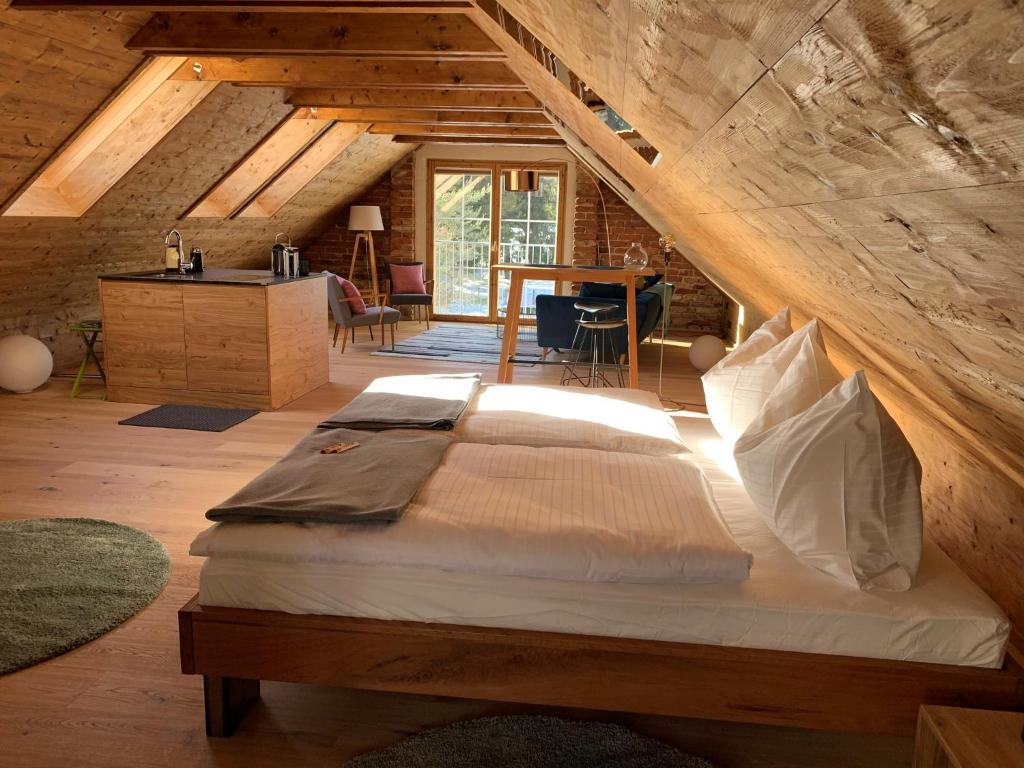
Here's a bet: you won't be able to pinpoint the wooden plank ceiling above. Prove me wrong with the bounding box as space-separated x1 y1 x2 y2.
2 3 556 219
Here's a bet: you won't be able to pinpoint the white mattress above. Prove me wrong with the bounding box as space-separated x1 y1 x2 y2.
456 384 688 455
196 413 1011 668
193 443 752 584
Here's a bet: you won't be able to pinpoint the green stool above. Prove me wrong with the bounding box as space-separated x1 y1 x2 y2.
70 320 106 400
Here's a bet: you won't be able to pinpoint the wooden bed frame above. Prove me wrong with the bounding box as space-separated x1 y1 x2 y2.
178 596 1024 739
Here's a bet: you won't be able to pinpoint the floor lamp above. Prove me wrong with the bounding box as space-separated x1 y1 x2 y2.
348 205 384 298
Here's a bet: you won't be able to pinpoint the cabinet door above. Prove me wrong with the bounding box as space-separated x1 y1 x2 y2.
101 282 187 389
183 286 269 394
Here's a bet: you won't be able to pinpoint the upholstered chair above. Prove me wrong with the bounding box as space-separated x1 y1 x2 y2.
325 272 400 353
386 261 433 328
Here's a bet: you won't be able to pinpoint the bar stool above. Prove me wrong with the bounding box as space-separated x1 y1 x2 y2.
561 310 627 388
69 319 105 399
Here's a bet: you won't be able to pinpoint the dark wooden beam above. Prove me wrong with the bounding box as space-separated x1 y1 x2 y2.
288 87 542 111
128 12 502 59
311 108 550 126
171 57 526 89
12 1 473 11
392 135 564 146
368 123 558 137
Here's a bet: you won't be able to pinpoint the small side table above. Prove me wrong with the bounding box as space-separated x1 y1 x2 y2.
914 705 1024 767
69 320 106 400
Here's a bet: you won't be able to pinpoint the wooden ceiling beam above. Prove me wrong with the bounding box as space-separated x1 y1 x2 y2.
391 135 564 146
172 57 525 89
2 57 215 218
309 108 550 126
11 1 474 11
128 12 502 59
237 122 368 218
187 110 330 218
368 123 558 137
287 87 542 111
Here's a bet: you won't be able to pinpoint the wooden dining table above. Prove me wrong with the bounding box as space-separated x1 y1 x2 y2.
493 263 656 389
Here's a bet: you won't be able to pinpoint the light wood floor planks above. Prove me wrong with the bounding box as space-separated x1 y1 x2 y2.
0 321 910 768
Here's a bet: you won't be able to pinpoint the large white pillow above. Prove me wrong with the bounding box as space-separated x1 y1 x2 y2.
702 307 791 441
734 370 923 591
704 315 834 444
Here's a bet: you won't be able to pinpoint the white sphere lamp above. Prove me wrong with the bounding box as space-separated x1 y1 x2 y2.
689 335 728 373
0 334 53 393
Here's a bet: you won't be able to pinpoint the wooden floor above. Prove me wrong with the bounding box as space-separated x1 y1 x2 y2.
0 321 911 767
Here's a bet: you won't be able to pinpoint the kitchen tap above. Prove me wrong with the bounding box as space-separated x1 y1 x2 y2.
164 229 184 272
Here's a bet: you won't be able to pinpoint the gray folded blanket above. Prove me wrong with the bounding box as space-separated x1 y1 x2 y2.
318 373 482 431
207 427 451 524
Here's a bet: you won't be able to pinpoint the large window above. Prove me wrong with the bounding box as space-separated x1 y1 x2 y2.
429 160 565 321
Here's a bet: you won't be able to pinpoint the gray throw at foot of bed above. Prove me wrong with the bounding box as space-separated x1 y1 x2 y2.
318 373 481 431
206 427 452 524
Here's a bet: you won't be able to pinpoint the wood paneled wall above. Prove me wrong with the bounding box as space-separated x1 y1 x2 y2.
475 0 1024 634
0 2 411 369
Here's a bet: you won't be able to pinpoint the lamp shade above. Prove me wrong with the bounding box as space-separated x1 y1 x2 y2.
503 169 540 192
348 205 384 231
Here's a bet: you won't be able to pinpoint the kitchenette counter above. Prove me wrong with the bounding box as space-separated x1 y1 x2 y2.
98 270 328 411
99 268 323 287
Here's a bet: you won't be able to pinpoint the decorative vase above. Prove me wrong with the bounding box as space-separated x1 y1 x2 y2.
623 242 649 270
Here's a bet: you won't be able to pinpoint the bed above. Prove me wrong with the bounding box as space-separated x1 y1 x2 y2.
179 385 1024 739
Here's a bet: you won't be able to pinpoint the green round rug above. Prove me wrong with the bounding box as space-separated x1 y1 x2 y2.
0 518 170 675
344 716 715 768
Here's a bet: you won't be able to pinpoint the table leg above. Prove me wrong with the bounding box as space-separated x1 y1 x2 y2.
497 275 524 384
625 278 640 388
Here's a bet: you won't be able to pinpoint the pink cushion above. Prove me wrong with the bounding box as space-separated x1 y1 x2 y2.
336 276 366 314
389 263 426 294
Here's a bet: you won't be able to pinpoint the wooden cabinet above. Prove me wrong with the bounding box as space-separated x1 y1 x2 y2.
99 274 328 410
914 705 1024 767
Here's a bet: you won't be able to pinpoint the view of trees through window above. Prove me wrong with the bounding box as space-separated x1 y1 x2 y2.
432 166 560 319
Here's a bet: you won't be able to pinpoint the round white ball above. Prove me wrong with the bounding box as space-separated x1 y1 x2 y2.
688 335 727 373
0 334 53 393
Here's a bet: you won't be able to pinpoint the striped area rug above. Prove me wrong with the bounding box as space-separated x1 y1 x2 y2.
371 324 545 365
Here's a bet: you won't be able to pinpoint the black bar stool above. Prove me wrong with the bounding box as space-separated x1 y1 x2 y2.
561 303 627 388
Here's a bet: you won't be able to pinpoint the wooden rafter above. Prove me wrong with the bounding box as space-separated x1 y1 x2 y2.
128 12 503 60
172 57 525 89
368 123 558 137
187 111 331 218
237 122 368 218
391 135 564 145
288 87 542 111
310 108 550 127
3 56 216 218
11 1 474 11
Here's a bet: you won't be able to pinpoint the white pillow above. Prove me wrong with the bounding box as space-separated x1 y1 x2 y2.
734 370 923 591
702 307 791 441
740 320 843 434
704 316 832 444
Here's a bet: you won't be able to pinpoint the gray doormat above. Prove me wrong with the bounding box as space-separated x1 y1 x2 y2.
372 325 544 365
119 404 258 432
345 715 715 768
0 518 170 675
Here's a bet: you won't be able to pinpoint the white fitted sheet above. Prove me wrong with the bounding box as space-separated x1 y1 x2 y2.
456 384 688 455
196 414 1010 668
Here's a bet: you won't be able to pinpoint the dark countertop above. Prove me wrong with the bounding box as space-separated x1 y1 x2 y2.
98 268 326 287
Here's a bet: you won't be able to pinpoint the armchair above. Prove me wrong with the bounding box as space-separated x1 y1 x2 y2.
325 272 400 353
535 284 664 359
386 261 433 328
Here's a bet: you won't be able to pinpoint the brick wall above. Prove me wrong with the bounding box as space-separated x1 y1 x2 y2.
573 166 731 336
304 154 416 290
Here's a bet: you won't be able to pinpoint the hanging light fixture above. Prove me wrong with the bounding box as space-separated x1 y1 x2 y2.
502 169 541 192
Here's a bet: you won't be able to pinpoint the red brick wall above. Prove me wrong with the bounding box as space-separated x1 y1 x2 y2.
573 166 730 336
303 154 416 290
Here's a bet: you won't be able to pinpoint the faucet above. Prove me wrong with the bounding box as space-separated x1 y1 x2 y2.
165 229 187 273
